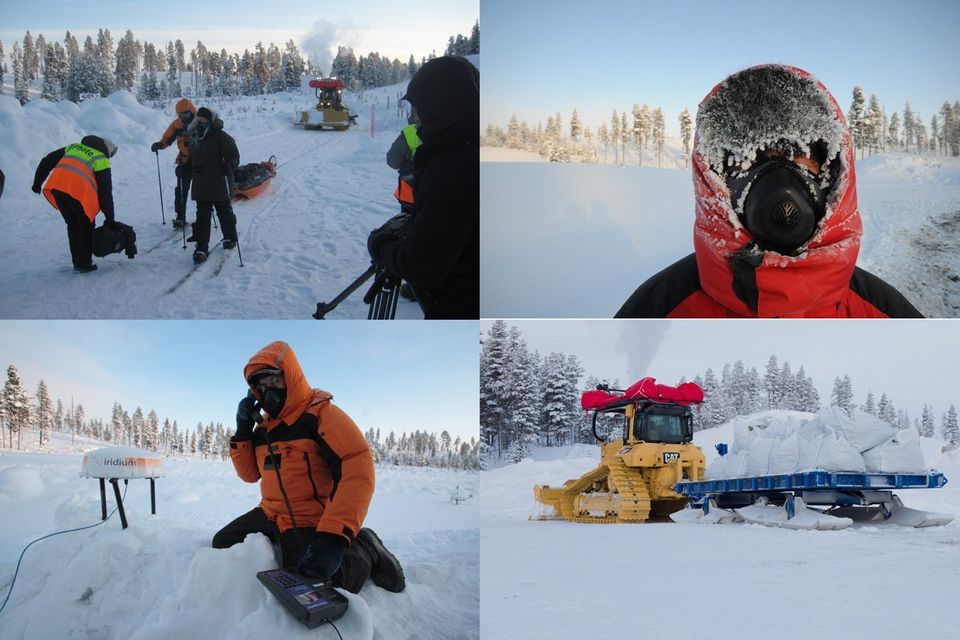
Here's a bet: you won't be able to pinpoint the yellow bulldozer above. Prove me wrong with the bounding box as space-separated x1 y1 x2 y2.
533 378 706 524
295 78 357 131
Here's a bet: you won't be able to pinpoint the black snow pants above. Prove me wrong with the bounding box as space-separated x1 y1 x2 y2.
53 190 95 269
193 200 238 252
211 507 373 593
175 161 193 222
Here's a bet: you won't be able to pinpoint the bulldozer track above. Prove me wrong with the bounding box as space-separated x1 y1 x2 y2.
607 456 652 522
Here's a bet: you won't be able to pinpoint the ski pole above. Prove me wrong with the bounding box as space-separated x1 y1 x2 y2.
313 264 378 319
155 151 166 225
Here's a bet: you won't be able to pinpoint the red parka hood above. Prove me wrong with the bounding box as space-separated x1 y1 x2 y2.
244 341 332 427
691 64 862 317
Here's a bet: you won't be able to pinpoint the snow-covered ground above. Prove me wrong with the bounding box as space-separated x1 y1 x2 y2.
480 152 960 318
0 430 479 639
480 424 960 640
0 82 420 319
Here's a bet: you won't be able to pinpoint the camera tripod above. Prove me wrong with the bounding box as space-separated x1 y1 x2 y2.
313 264 403 320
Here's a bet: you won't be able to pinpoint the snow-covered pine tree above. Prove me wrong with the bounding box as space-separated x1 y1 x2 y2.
570 108 581 142
610 110 620 165
480 320 509 458
64 31 79 67
887 111 900 149
146 410 160 451
848 87 865 154
780 361 797 411
96 28 114 95
903 101 914 153
114 29 137 92
764 355 780 409
22 32 39 82
877 393 892 425
931 114 941 154
941 406 958 444
66 50 101 102
701 368 720 430
598 122 609 163
913 114 927 153
920 404 935 438
13 43 28 105
3 365 29 447
539 352 568 446
132 407 145 448
652 107 666 168
862 390 876 415
620 111 629 163
35 380 53 447
53 399 63 433
679 108 692 169
506 115 521 149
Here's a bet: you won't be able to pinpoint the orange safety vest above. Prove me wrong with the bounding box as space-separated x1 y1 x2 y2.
42 143 109 222
392 123 420 206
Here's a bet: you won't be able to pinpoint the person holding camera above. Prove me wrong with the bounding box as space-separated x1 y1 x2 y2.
32 135 119 273
367 55 479 319
616 64 921 318
212 341 405 594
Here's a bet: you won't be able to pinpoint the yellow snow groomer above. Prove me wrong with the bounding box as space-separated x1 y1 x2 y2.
533 378 707 524
296 78 356 131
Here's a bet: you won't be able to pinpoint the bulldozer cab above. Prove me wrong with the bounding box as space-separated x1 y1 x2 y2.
592 400 693 445
634 403 692 445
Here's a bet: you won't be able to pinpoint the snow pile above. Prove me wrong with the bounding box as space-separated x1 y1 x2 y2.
0 451 479 639
707 407 930 479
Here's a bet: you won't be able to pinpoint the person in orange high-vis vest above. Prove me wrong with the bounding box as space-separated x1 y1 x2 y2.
212 341 406 594
33 135 118 273
151 98 197 228
386 107 421 214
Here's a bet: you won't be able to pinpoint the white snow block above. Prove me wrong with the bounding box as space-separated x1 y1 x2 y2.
862 428 927 473
796 421 865 473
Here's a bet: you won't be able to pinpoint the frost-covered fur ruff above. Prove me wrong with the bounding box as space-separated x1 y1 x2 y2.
696 65 845 178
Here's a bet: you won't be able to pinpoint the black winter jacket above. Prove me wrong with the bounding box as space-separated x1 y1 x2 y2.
372 56 479 319
188 116 239 202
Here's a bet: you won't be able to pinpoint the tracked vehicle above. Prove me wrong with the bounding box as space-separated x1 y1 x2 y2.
533 378 706 523
295 78 356 131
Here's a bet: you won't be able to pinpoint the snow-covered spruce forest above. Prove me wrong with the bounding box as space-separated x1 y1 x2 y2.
0 22 479 105
479 320 960 466
483 87 960 167
0 364 480 470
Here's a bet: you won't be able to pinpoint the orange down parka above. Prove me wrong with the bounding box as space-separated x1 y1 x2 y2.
229 341 375 542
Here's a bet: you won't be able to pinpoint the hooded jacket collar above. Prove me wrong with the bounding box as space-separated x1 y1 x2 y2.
244 341 331 428
691 65 862 317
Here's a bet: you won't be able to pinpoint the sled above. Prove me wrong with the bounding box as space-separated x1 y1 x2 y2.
234 156 277 199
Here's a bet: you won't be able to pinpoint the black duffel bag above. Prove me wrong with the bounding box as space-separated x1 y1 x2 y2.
93 221 138 259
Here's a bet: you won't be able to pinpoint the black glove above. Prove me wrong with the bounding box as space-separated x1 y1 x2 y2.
106 220 121 230
367 213 412 263
151 141 162 152
235 394 259 440
32 184 42 194
297 533 346 580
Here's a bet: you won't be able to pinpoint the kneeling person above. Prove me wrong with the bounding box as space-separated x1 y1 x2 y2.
212 341 405 594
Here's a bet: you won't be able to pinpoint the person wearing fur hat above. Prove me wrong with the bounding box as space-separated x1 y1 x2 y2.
32 135 120 273
151 97 198 229
187 106 240 264
616 65 921 318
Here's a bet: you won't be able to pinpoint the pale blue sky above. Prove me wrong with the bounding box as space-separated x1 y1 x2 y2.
483 0 959 137
481 319 960 422
0 321 480 441
1 0 477 71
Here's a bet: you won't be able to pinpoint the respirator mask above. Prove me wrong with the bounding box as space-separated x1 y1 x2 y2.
726 157 826 255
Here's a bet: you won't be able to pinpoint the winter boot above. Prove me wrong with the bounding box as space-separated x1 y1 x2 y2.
222 238 236 250
192 249 208 264
356 528 405 592
186 223 196 243
74 263 98 274
173 217 188 229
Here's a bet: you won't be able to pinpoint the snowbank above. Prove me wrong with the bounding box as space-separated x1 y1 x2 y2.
0 450 479 639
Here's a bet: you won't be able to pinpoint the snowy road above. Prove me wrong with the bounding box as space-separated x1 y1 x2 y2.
0 87 422 319
480 442 960 640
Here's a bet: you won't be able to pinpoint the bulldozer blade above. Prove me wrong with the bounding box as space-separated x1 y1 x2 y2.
737 496 852 530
